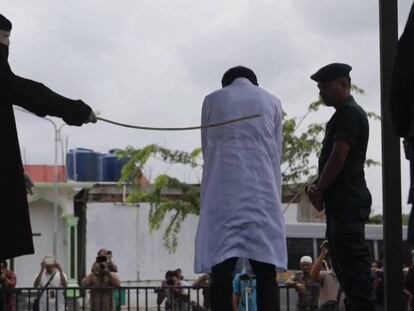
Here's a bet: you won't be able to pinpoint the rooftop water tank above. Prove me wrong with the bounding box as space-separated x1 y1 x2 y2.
66 148 102 181
101 150 127 182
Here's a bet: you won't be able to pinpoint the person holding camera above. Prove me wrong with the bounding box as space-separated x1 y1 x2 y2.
157 271 174 310
163 270 192 311
33 255 67 311
96 249 118 273
81 256 121 311
0 261 16 311
310 241 344 311
286 256 319 311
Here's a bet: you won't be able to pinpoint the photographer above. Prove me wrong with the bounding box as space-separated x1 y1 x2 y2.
310 241 344 310
286 256 319 311
232 271 257 311
81 256 121 311
164 270 192 311
157 271 174 310
33 256 67 311
0 261 16 311
96 249 118 273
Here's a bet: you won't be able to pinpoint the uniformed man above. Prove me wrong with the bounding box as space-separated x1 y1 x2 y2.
307 63 375 310
0 14 96 260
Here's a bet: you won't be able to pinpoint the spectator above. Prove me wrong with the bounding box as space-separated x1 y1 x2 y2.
81 258 121 311
96 249 118 273
310 241 344 310
0 260 16 311
405 250 414 311
165 270 192 311
232 271 257 311
286 256 319 311
371 260 384 311
33 255 67 311
157 270 174 311
175 268 184 281
193 274 211 311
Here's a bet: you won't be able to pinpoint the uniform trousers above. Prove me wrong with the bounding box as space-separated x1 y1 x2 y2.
326 204 375 311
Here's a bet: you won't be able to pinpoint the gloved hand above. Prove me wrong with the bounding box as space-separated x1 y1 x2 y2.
85 110 97 124
24 172 34 195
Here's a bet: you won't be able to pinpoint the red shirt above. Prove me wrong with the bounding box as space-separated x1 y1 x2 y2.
0 269 16 311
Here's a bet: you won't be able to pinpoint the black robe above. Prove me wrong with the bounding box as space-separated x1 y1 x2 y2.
0 44 92 260
391 2 414 137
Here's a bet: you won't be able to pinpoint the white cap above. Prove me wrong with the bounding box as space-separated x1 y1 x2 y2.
300 256 313 264
43 255 56 265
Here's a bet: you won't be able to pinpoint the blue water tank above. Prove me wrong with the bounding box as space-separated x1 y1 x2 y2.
66 148 102 181
101 150 127 182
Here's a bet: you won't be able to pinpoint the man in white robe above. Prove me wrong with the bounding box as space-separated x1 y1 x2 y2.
195 66 287 310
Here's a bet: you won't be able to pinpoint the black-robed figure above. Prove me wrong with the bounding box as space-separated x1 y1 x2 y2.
0 14 95 260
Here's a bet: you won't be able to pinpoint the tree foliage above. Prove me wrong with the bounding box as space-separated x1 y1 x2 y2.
119 86 379 253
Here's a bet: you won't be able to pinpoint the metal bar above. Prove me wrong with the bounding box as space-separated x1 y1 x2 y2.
136 287 140 310
379 0 405 310
127 288 130 311
145 288 148 310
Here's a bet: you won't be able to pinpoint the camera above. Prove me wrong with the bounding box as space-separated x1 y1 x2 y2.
95 256 108 273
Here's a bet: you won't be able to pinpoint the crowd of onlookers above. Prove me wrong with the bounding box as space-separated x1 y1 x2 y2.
285 242 414 311
0 248 121 311
3 244 414 311
157 262 256 311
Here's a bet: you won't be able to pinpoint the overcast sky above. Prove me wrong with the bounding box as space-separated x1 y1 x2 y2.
3 0 414 214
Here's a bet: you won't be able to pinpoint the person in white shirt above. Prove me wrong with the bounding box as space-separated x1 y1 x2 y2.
33 255 67 311
195 66 287 310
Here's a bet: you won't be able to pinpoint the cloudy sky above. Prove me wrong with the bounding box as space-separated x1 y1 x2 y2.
3 0 413 214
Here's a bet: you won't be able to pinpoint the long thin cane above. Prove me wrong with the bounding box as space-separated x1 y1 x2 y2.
96 114 261 131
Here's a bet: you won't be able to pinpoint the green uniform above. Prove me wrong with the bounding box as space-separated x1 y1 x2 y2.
319 96 375 310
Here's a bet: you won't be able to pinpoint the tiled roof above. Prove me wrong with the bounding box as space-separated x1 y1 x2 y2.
24 165 66 182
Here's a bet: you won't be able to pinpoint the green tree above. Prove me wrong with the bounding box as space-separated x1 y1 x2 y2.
369 214 410 226
118 85 379 253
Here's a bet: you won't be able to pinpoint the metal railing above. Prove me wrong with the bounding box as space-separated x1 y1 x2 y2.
0 285 306 311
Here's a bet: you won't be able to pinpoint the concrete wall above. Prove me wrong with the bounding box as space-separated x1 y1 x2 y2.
85 202 300 285
14 199 67 287
85 202 200 284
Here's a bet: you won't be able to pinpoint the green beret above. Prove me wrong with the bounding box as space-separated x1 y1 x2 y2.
0 14 12 32
311 63 352 82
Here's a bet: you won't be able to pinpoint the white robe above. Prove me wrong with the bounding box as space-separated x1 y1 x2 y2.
38 270 66 311
194 78 287 273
